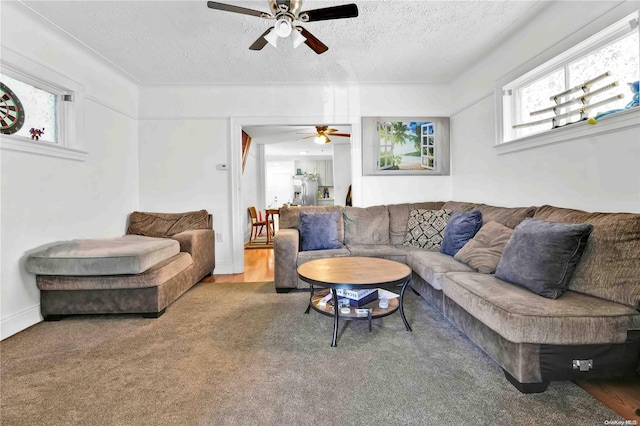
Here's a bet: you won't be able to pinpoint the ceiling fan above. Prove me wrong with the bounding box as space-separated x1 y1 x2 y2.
206 0 359 54
300 126 351 144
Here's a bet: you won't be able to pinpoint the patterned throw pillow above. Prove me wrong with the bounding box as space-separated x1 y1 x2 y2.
402 209 452 249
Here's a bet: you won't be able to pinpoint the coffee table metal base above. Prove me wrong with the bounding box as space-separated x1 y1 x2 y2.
306 279 412 347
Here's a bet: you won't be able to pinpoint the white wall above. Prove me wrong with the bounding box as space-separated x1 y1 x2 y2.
242 143 261 242
137 118 232 267
448 1 640 213
1 2 139 339
139 83 453 273
332 143 352 206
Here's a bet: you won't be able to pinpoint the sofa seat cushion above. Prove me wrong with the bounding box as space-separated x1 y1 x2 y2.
36 252 193 291
26 235 180 276
346 244 408 263
296 247 351 265
406 250 474 290
441 272 640 345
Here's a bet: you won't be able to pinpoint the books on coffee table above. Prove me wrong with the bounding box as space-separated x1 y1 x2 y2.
336 288 378 307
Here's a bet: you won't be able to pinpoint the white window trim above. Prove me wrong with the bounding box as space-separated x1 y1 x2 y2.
1 47 86 161
495 107 640 154
495 6 640 153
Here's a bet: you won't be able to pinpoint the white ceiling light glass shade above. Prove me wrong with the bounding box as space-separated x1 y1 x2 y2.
264 28 279 48
291 28 307 49
314 133 330 144
274 18 292 38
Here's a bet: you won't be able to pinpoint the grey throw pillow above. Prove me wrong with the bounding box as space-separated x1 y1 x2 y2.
403 209 452 249
454 221 514 274
495 218 593 299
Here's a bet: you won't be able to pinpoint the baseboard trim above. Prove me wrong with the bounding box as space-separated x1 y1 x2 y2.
1 305 42 340
212 262 233 275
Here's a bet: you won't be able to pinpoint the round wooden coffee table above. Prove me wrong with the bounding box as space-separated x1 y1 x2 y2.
297 257 413 347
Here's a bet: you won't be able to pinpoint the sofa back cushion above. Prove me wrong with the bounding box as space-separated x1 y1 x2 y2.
127 210 211 237
388 202 445 245
279 205 345 243
344 205 390 245
442 202 535 229
533 205 640 308
475 204 536 229
442 201 478 213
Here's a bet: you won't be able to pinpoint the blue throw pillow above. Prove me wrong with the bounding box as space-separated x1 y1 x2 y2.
300 212 342 251
440 210 483 256
495 218 593 299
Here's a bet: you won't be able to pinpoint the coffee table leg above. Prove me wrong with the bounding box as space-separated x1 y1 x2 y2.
305 283 314 314
368 309 372 333
331 288 339 347
399 279 412 332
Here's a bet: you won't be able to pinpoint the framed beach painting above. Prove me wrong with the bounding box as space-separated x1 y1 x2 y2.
362 117 450 176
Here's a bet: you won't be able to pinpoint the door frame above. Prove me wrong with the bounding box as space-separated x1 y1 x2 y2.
229 116 359 273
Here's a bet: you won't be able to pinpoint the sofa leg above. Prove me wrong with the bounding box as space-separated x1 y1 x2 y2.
503 369 549 393
142 308 165 319
275 288 293 294
43 314 63 321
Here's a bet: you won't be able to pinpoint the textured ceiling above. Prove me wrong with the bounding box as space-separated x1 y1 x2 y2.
21 0 544 85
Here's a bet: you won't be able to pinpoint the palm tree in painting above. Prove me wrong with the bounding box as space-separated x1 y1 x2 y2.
391 122 411 146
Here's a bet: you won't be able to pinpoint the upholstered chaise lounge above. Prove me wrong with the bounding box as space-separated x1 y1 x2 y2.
26 210 215 320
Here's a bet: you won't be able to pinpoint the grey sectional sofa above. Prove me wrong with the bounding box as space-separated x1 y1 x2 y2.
273 201 640 393
26 210 216 320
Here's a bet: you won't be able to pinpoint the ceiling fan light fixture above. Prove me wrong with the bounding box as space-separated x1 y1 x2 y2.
264 28 279 48
274 18 292 38
291 28 306 48
314 133 330 144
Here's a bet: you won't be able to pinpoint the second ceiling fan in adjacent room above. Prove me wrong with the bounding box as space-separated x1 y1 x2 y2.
299 126 351 144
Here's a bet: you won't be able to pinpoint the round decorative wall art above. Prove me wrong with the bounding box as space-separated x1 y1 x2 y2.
0 82 25 135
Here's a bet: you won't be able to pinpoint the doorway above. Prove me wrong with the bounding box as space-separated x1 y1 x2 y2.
230 118 356 274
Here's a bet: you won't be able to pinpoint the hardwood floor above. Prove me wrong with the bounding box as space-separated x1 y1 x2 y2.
204 246 274 283
207 248 640 421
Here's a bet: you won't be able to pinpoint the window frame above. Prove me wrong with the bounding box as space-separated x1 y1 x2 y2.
495 9 640 154
1 47 86 161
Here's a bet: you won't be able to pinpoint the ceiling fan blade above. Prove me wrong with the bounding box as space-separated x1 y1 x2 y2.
329 133 351 137
297 27 328 54
301 4 358 22
207 2 270 19
249 29 273 50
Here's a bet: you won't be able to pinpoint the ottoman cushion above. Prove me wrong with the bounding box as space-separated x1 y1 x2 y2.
26 235 180 276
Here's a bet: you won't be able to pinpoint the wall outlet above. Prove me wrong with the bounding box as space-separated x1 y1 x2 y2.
216 232 223 242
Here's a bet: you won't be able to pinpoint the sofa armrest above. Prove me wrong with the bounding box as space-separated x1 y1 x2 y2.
172 229 215 282
274 228 300 291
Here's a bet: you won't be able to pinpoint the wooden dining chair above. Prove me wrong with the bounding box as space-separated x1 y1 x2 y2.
248 207 273 243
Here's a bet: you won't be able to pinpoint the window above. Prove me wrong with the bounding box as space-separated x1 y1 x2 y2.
498 11 639 146
1 72 58 143
1 47 85 160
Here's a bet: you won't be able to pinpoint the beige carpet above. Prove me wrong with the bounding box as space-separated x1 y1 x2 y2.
0 281 622 425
